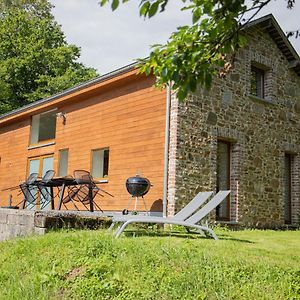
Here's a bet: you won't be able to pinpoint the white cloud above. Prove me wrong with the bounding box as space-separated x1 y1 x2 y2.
50 0 300 74
50 0 190 73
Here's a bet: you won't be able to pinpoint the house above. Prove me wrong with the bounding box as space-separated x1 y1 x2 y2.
0 14 299 228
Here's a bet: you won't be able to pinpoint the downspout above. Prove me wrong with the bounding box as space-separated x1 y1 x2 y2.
162 82 172 218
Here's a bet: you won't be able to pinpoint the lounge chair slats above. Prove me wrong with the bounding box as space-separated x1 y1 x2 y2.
111 190 230 240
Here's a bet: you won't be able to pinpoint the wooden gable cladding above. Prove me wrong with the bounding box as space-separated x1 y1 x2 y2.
0 73 167 213
54 74 166 211
0 68 140 127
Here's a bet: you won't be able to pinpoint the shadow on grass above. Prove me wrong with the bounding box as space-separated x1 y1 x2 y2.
121 229 255 243
217 235 255 243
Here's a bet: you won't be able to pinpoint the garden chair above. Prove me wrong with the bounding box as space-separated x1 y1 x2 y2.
38 170 56 210
112 190 231 240
18 172 39 209
62 170 103 212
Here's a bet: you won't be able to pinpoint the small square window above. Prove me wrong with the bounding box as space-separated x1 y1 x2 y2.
30 111 56 145
91 148 109 179
251 66 265 99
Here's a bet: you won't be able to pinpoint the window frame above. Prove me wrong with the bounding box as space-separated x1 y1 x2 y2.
29 109 57 147
58 148 69 177
90 147 109 180
27 154 54 177
250 65 265 99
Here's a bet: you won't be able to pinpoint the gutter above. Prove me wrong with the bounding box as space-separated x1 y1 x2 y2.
162 82 172 218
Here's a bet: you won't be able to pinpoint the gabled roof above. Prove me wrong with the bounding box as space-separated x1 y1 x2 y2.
244 14 300 76
0 14 299 123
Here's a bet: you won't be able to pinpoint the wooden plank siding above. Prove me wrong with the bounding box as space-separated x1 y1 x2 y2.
0 72 167 212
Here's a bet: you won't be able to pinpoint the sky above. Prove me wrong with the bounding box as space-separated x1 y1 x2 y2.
50 0 300 74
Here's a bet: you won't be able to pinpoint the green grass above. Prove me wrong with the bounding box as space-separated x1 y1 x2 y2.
0 228 299 299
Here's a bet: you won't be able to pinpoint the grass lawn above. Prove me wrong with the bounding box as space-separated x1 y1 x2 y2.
0 228 299 299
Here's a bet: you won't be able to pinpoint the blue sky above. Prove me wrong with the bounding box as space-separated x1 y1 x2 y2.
50 1 300 74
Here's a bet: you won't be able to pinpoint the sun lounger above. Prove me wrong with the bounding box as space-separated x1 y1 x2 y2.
113 190 231 240
109 191 213 231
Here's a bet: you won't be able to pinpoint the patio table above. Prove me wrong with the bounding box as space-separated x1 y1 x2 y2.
28 177 97 212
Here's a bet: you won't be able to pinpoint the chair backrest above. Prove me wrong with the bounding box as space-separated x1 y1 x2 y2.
20 173 39 208
185 190 231 224
26 173 39 184
41 170 55 183
73 170 92 184
74 186 99 203
173 191 213 221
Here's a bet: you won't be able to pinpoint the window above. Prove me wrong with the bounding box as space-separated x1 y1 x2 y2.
30 110 56 145
283 154 292 224
91 148 109 179
216 141 231 221
58 149 69 177
251 66 265 98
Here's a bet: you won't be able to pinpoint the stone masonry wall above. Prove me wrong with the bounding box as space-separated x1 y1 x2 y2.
0 209 111 241
170 24 300 228
0 209 39 241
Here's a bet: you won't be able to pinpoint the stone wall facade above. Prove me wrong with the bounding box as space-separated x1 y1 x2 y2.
168 23 300 228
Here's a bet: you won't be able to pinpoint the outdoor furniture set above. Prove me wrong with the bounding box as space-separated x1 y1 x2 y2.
4 171 230 240
17 169 105 212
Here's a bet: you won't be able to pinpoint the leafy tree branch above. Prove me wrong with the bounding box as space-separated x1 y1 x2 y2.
100 0 296 100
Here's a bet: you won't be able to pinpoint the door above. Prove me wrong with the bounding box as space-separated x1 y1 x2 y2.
284 154 292 224
216 141 231 221
27 155 54 210
27 158 40 210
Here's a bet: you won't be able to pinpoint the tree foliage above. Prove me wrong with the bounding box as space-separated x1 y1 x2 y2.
0 0 97 114
100 0 296 100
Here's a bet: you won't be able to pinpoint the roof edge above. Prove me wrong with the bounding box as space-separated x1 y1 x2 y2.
0 61 138 121
243 14 300 75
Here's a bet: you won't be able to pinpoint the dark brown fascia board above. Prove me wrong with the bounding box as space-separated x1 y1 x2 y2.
0 61 138 121
244 14 300 76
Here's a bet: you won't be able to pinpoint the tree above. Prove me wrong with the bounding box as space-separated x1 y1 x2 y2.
100 0 296 100
0 0 97 114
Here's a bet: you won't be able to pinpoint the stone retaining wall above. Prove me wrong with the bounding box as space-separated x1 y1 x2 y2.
0 208 111 241
0 209 39 241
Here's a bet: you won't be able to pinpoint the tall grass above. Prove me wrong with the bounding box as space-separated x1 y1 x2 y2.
0 229 299 299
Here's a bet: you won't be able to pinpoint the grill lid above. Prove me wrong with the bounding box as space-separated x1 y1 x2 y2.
126 175 151 197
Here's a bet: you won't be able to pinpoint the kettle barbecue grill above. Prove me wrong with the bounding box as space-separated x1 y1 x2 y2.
123 174 151 215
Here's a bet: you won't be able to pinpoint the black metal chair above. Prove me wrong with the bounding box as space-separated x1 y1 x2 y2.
18 172 39 209
38 170 56 210
62 170 103 212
